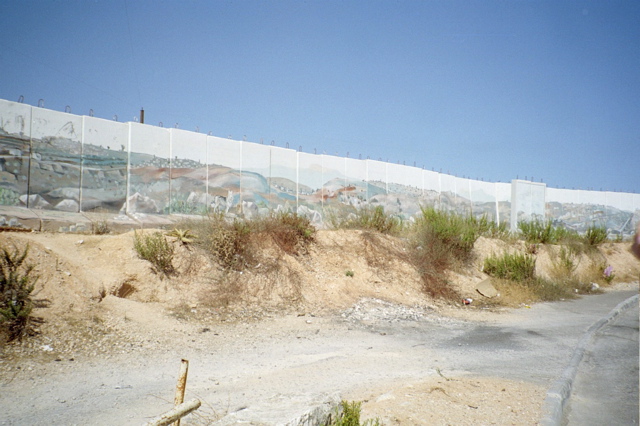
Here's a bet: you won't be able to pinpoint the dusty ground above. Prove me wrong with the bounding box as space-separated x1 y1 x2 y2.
0 228 638 424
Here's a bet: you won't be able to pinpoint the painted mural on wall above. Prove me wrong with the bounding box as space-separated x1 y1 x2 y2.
0 99 638 236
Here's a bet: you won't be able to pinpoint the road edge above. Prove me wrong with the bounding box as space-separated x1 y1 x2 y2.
539 292 639 426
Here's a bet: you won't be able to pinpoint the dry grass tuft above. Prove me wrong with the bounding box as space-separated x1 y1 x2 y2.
408 226 461 301
260 212 315 256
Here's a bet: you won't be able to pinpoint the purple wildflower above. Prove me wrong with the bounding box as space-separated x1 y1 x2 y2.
604 265 613 277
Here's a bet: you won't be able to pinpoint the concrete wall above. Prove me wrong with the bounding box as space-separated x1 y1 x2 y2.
0 99 638 235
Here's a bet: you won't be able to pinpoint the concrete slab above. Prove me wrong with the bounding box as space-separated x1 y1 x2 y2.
476 278 499 298
0 205 41 230
81 211 142 234
128 212 175 229
212 392 340 426
32 210 92 233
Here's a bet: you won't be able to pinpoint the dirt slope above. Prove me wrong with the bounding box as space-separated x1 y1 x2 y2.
1 228 638 361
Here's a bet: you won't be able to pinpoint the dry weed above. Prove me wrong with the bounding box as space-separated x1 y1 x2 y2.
409 228 461 300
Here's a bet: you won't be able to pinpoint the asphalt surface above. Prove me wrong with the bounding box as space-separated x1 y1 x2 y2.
1 288 638 425
564 302 639 426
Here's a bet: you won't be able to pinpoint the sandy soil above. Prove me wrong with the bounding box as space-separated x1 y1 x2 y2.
0 228 638 424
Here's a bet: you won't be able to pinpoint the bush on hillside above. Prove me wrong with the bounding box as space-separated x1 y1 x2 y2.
0 244 38 342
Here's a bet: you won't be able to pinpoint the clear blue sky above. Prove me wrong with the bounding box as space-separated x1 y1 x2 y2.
1 0 638 193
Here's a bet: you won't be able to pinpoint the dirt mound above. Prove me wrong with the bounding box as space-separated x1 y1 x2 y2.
0 228 636 356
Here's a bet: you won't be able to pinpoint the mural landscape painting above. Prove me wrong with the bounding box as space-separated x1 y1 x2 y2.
0 98 638 236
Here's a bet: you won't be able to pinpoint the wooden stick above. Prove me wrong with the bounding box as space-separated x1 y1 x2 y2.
144 399 201 426
173 359 189 426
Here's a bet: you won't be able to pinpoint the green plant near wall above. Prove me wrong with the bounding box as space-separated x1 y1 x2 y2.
0 244 38 342
416 207 482 260
483 251 536 282
327 205 403 235
584 225 608 246
482 219 511 240
406 208 508 301
133 231 175 275
517 219 557 244
358 205 402 234
166 228 197 245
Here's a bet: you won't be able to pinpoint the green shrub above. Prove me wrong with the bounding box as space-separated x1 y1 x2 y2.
584 225 607 246
0 244 38 342
329 400 381 426
484 252 536 282
517 219 586 247
482 250 590 304
416 207 483 260
553 226 577 243
328 206 402 235
483 219 511 240
133 231 175 275
518 219 557 244
518 219 606 253
407 208 504 301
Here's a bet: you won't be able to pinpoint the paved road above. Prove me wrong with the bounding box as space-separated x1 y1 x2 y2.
564 302 639 426
1 289 638 424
